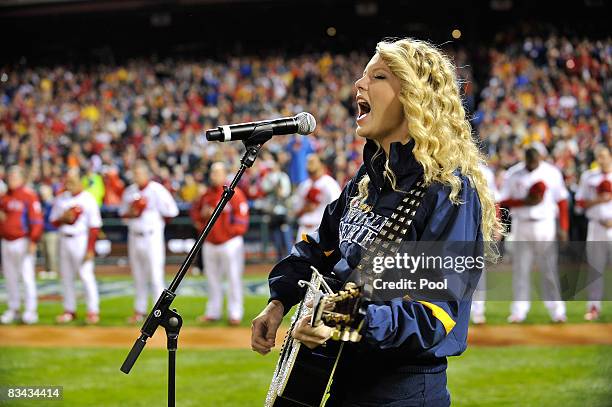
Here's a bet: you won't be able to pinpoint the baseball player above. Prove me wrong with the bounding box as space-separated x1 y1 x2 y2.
575 145 612 321
50 168 102 324
500 146 569 323
470 163 500 324
0 166 43 325
120 161 179 324
190 162 249 325
293 154 341 241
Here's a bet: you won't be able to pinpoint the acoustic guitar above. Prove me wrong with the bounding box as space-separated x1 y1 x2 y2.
265 267 363 407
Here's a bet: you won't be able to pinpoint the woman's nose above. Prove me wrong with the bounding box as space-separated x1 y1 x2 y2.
354 75 367 91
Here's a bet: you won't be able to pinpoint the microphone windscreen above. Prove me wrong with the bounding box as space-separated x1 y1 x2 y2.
295 112 316 135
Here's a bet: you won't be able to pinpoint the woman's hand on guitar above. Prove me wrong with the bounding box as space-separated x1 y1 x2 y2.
292 315 333 349
305 299 335 311
251 300 285 355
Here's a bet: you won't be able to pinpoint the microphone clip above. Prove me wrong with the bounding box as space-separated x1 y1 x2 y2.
243 123 274 147
240 123 273 167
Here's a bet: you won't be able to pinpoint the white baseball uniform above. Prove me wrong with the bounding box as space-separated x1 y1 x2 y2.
294 174 341 241
575 168 612 312
120 181 179 315
1 238 36 315
50 190 102 314
471 164 499 319
500 160 569 320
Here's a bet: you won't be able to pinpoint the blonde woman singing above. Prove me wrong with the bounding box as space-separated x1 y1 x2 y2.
252 38 501 406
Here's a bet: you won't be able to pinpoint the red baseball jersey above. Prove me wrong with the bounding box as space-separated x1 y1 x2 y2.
0 186 44 242
190 186 249 245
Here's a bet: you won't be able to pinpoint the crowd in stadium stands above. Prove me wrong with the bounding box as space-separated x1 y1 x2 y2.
0 53 366 209
0 35 610 219
0 48 476 208
475 35 611 190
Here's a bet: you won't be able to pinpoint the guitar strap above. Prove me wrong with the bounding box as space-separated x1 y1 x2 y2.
321 177 429 407
354 175 429 301
318 176 429 406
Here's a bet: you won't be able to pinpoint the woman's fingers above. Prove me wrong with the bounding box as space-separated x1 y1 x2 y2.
251 338 273 354
292 314 333 349
305 298 335 311
251 314 277 355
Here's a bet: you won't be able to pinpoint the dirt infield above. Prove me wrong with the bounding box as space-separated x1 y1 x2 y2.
1 323 611 349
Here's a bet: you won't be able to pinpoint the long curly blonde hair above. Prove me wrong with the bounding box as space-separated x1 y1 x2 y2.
356 38 503 258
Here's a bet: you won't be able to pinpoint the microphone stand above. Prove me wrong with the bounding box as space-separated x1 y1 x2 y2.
120 125 274 407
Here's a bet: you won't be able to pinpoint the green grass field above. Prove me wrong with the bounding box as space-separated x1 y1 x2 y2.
0 296 609 328
0 346 610 406
0 274 610 327
1 275 611 406
1 296 611 327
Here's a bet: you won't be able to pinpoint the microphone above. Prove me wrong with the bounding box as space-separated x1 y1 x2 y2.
205 112 316 142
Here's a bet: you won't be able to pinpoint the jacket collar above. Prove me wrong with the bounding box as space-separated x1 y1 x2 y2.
363 138 423 190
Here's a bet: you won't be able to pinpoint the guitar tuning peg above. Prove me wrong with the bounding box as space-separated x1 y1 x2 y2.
349 330 362 343
331 328 342 341
341 328 350 342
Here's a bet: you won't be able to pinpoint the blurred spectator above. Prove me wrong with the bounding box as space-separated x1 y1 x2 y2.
82 167 106 207
102 166 125 207
39 184 59 279
287 135 315 185
179 174 200 203
261 158 293 260
292 154 341 240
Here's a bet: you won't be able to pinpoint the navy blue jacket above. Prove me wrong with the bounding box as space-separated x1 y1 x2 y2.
269 138 483 373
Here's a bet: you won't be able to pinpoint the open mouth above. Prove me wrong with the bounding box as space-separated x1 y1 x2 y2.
357 100 371 121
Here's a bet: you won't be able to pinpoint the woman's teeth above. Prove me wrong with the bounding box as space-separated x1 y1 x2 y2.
358 102 371 120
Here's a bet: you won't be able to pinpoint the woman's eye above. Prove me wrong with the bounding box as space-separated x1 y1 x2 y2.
374 75 386 80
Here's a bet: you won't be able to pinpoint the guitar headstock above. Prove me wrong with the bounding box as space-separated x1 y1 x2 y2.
313 282 365 343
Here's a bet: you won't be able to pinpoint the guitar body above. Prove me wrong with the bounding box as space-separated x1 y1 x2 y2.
266 270 345 407
269 342 343 406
